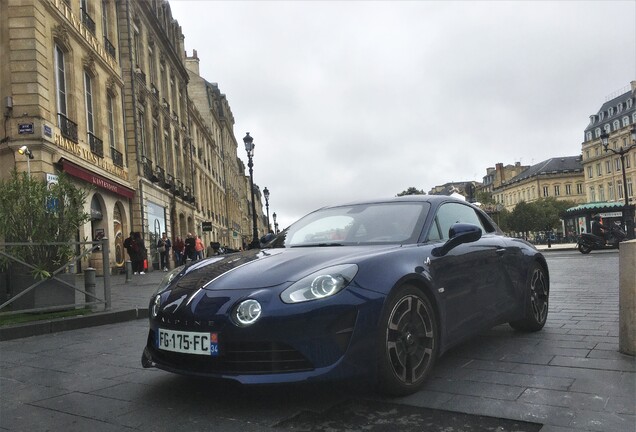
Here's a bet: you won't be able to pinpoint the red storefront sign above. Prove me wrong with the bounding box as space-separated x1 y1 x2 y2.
59 158 135 199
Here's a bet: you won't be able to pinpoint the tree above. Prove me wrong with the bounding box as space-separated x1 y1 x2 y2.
397 187 425 196
507 201 539 238
0 170 90 278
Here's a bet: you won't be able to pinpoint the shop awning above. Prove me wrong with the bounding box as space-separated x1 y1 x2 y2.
59 158 135 199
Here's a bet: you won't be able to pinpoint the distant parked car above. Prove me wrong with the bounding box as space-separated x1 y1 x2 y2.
142 196 549 395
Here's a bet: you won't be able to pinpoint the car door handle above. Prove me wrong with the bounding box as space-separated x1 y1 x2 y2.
496 248 506 256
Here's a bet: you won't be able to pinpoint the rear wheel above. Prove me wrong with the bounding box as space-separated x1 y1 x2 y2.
376 285 438 396
509 263 549 332
578 243 592 254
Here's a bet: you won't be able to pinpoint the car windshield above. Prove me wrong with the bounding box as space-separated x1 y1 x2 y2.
276 201 430 247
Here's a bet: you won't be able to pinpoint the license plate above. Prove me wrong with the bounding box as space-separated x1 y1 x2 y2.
156 328 219 356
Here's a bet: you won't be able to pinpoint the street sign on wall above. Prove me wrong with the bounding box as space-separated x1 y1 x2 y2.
202 221 212 232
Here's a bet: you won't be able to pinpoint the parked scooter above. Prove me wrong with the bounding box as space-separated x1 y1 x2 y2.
577 222 627 254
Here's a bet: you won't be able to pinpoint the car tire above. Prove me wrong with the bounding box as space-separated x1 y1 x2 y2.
578 243 592 254
376 284 438 396
509 263 549 332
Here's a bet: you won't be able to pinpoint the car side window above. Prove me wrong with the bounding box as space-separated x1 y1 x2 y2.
435 203 485 240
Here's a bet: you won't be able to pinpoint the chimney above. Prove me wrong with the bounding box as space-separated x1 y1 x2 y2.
185 49 200 76
631 80 636 96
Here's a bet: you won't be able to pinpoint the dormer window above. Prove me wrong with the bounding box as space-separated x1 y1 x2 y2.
589 115 596 124
604 124 611 133
595 128 601 138
627 98 633 109
609 107 614 116
618 103 623 112
586 131 592 141
613 120 620 131
600 111 605 120
623 116 629 127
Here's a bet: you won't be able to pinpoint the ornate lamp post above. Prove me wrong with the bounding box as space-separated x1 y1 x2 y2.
272 212 278 234
18 145 34 178
243 132 259 248
263 187 270 233
600 125 636 239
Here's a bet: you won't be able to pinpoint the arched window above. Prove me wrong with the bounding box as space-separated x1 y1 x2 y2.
595 128 601 138
586 131 592 141
623 116 630 127
604 124 611 134
613 120 620 131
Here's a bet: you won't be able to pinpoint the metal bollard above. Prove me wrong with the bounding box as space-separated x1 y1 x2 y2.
85 267 97 310
125 260 132 283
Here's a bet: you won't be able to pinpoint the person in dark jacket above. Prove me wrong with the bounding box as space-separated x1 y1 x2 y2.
184 233 196 261
133 232 147 274
157 232 171 271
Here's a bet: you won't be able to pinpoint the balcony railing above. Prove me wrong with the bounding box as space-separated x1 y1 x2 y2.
155 165 165 185
150 83 159 98
81 9 96 34
162 98 170 111
110 147 123 167
164 173 174 190
104 36 116 58
58 113 78 142
175 179 183 196
142 156 153 180
88 132 103 157
135 68 146 84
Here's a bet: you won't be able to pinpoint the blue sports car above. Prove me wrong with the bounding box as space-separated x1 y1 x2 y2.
142 196 549 395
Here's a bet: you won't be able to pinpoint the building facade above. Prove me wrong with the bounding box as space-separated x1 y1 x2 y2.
492 157 586 211
1 0 266 272
1 0 133 272
581 82 636 206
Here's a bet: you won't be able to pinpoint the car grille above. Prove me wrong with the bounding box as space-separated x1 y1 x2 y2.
149 335 314 374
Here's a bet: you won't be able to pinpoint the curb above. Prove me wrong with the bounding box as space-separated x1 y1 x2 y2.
0 308 149 341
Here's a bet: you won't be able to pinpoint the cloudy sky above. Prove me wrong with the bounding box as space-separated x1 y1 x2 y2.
169 1 635 229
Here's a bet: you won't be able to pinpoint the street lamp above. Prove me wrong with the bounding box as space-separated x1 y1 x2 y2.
243 132 259 248
272 212 278 234
263 187 270 233
600 125 636 239
17 145 34 178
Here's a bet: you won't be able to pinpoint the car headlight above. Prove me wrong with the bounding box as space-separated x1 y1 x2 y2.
152 266 184 296
280 264 358 304
232 299 262 327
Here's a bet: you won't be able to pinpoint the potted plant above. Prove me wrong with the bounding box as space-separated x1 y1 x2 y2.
0 170 90 311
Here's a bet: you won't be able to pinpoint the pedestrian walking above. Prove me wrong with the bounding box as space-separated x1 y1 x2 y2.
173 236 184 266
133 231 147 274
195 235 205 260
157 232 171 271
184 233 196 261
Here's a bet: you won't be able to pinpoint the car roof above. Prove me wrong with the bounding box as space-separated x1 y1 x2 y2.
322 195 468 209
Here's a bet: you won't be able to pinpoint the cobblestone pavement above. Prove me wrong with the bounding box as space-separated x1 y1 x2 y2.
0 250 634 431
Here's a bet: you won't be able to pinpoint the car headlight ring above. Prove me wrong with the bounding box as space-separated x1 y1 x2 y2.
281 264 358 304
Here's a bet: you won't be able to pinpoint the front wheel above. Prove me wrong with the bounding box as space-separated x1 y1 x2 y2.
376 285 438 396
509 263 549 332
578 242 592 254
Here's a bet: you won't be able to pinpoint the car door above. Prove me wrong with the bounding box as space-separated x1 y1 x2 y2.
427 202 506 343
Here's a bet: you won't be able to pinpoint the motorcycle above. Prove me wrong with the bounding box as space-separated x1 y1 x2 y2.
577 222 627 254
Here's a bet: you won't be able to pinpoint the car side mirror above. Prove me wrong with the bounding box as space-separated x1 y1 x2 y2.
432 223 482 257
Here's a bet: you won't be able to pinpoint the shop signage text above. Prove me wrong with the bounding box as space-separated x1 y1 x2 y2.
54 133 128 181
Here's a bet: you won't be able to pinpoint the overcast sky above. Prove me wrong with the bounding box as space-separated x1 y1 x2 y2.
169 1 636 229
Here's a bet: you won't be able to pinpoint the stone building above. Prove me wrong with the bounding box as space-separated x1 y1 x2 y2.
581 82 636 206
492 156 586 211
0 0 266 273
185 50 258 251
479 162 529 196
0 0 133 272
115 0 197 269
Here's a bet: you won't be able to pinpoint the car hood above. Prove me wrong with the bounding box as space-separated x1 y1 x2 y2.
170 246 401 292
